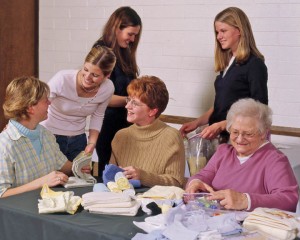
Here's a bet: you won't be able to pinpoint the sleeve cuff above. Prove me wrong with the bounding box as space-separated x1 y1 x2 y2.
244 193 251 211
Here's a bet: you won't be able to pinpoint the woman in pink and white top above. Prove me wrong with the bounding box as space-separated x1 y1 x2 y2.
41 46 116 161
186 98 298 212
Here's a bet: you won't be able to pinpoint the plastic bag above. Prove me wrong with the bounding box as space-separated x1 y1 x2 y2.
187 135 213 176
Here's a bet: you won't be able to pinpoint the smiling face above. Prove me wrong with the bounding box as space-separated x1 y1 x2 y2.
125 96 157 126
80 62 107 91
116 26 141 48
229 116 266 157
215 21 241 55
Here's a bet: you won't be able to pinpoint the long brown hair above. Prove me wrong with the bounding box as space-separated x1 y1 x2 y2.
214 7 264 72
95 6 142 78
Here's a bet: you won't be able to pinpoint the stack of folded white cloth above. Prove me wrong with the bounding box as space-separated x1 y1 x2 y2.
81 192 140 216
243 207 300 240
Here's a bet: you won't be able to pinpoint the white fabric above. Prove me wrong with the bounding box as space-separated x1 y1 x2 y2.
138 185 184 200
243 207 300 240
81 191 131 206
64 151 96 188
162 220 199 240
38 184 81 214
88 200 141 216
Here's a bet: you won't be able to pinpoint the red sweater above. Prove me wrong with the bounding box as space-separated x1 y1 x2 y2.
188 143 299 212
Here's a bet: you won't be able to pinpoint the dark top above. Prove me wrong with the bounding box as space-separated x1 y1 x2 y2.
209 54 268 125
93 40 134 175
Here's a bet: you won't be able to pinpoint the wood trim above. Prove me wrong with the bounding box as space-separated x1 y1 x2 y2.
160 114 300 138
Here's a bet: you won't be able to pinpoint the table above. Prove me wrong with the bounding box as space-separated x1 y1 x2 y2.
0 187 146 240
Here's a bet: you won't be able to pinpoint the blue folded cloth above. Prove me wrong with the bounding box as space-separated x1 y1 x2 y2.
93 183 110 192
102 164 141 188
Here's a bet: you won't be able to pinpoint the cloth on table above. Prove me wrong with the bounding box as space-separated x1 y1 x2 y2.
133 203 242 239
93 183 110 192
137 185 184 214
137 185 185 200
106 171 136 197
243 207 300 240
102 164 141 188
64 151 97 188
81 191 140 216
38 184 81 214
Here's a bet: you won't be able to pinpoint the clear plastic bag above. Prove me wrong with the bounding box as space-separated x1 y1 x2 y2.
187 135 213 176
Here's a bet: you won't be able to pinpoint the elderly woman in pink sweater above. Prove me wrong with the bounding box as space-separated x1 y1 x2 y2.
186 98 299 212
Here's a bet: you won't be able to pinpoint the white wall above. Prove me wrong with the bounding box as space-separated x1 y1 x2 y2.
39 0 300 145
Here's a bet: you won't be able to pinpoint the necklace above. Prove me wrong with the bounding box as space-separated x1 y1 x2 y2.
79 75 99 93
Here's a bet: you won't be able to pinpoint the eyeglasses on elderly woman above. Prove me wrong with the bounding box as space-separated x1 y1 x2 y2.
229 129 260 140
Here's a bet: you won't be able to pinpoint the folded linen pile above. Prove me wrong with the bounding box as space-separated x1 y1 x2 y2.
38 184 82 214
81 192 141 216
64 151 97 188
243 207 300 240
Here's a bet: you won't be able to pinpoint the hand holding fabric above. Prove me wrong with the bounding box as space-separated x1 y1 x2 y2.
123 166 141 180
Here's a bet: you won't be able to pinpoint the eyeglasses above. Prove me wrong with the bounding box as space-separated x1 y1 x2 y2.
229 130 259 140
125 97 146 108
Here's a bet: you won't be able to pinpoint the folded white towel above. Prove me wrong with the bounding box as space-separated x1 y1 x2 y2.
88 200 141 216
138 185 184 200
81 192 131 207
243 207 300 240
84 201 135 209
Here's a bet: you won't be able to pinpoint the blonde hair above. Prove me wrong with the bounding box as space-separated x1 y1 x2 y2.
3 76 49 120
85 46 116 76
214 7 264 72
127 76 169 118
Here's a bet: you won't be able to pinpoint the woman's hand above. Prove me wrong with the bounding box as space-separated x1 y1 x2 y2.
180 120 199 137
42 171 69 187
84 142 96 154
185 179 214 193
207 189 248 210
122 166 140 180
80 165 91 174
199 121 226 140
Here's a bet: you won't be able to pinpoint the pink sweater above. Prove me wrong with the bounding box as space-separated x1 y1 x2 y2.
188 143 299 212
41 70 114 136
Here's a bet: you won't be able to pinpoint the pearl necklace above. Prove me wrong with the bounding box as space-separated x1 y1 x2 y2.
79 76 99 93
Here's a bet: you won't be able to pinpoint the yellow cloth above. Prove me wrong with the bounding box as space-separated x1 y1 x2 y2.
107 182 122 193
38 184 81 214
115 172 131 190
138 185 185 200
